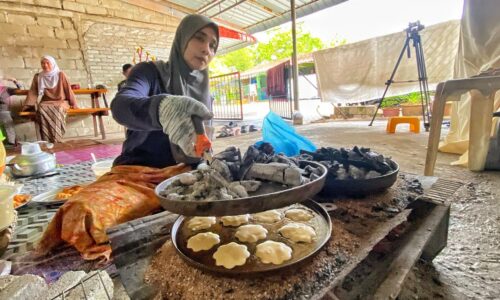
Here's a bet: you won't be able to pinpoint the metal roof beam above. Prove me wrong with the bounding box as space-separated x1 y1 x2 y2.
197 0 226 14
246 0 281 17
245 0 348 34
209 0 248 18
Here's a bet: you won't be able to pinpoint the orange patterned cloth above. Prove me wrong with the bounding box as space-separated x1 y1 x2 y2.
37 164 191 261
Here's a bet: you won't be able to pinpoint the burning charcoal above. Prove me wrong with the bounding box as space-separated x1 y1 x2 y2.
271 154 298 166
207 170 231 189
239 180 261 192
216 188 234 200
304 165 323 177
365 170 382 179
336 167 349 180
348 165 365 180
191 181 208 198
166 193 184 201
196 163 210 171
297 153 313 161
211 159 233 181
228 182 248 198
310 173 320 181
284 167 303 186
178 173 197 185
246 163 303 187
170 179 182 186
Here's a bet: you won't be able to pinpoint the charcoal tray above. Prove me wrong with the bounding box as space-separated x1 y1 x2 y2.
320 159 399 197
155 161 327 216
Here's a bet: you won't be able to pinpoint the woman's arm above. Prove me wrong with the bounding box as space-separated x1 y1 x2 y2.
60 72 78 108
111 62 164 131
23 74 39 110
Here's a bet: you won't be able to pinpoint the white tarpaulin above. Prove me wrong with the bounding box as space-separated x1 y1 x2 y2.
313 20 460 104
438 0 500 167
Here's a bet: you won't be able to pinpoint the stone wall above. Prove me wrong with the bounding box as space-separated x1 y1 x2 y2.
0 0 180 141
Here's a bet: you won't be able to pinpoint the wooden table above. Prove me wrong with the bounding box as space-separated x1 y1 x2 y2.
13 88 110 140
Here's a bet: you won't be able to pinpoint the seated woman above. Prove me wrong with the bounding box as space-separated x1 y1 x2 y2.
23 56 78 143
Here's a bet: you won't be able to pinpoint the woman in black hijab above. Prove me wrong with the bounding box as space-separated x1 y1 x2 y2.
111 14 219 168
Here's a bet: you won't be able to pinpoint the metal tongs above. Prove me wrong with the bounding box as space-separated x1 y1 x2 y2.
192 116 214 165
202 149 214 165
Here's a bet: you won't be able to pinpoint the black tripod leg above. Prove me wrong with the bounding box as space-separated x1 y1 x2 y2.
369 37 410 126
413 35 431 131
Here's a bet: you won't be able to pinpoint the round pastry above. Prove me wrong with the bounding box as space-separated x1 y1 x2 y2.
187 232 220 252
234 224 268 243
252 210 282 223
278 223 316 243
220 214 250 227
255 241 292 265
285 208 314 222
186 217 216 231
212 242 250 269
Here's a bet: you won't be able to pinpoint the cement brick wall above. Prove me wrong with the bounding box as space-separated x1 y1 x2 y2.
0 0 180 141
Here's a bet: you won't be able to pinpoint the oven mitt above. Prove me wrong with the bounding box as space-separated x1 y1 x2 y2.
158 95 213 158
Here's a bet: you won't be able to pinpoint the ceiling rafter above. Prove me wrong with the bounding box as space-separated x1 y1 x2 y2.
243 0 322 30
246 0 281 17
197 0 226 14
209 0 248 18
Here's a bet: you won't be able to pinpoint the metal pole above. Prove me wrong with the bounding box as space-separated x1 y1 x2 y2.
291 0 299 112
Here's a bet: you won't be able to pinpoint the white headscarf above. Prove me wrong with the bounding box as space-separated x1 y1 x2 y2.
38 55 60 95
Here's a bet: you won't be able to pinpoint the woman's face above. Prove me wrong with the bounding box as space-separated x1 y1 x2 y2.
183 26 218 71
41 59 53 72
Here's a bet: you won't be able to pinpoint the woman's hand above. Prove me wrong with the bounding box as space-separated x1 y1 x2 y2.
158 95 213 158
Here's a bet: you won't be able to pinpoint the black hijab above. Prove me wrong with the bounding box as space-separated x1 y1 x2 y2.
154 14 219 109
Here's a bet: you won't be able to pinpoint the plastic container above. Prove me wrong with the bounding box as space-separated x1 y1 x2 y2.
91 159 114 177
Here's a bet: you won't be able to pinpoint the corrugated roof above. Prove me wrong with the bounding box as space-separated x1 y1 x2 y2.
155 0 348 53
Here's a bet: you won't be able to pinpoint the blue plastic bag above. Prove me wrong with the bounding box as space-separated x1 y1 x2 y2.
257 111 316 156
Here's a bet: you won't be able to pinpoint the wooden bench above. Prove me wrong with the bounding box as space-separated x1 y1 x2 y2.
13 88 110 140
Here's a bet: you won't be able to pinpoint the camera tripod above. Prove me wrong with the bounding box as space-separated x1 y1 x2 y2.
369 21 432 131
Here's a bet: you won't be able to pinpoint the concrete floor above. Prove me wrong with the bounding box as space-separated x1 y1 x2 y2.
212 120 500 299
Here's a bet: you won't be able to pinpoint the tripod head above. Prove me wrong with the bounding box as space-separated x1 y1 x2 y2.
406 21 425 33
406 21 425 42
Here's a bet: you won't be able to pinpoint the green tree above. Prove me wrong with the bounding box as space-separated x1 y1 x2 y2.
255 25 324 63
211 24 343 75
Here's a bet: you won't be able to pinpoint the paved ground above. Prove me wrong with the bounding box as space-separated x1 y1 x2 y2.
212 120 500 300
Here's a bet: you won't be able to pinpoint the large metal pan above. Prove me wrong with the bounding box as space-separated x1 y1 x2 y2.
171 199 331 275
155 161 327 216
320 159 399 197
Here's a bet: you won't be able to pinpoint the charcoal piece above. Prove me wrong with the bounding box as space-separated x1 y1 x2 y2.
246 163 303 187
213 146 241 162
257 142 274 155
211 159 233 181
239 180 261 192
228 182 248 198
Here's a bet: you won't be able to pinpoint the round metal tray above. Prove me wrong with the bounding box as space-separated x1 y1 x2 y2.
171 199 331 275
320 159 400 197
155 161 327 216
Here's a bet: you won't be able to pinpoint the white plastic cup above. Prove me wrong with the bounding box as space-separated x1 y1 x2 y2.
91 159 114 178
